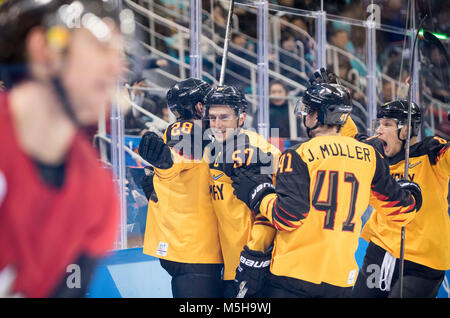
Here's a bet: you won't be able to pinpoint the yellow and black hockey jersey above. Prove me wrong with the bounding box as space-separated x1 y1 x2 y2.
143 120 223 264
206 129 280 280
361 136 450 270
259 135 419 287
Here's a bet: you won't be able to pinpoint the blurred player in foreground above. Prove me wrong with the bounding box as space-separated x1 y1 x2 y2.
230 72 423 297
0 0 130 297
138 78 223 298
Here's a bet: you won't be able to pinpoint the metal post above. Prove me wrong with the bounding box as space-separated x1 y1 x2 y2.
315 10 326 69
190 0 202 79
256 0 269 140
111 0 127 250
178 27 186 79
272 15 281 74
410 11 420 108
366 18 377 135
110 89 127 250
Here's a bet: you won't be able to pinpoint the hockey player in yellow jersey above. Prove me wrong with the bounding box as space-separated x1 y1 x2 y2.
202 85 280 297
230 76 423 297
352 100 450 298
138 78 223 297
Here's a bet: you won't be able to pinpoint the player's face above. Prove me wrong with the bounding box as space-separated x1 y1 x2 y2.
376 118 403 157
61 23 125 125
208 105 243 142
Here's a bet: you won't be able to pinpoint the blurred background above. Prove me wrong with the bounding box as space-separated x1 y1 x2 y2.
98 0 449 249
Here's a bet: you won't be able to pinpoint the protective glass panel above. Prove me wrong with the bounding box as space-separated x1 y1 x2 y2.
104 0 450 250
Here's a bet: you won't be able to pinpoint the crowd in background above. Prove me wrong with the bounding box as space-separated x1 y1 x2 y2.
117 0 450 247
123 0 450 141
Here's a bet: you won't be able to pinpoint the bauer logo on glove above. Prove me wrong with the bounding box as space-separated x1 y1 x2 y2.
251 182 275 201
239 255 271 268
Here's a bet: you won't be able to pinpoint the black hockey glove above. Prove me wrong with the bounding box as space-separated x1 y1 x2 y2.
138 132 173 169
396 179 422 212
231 168 275 214
309 67 341 85
141 166 155 200
235 246 272 297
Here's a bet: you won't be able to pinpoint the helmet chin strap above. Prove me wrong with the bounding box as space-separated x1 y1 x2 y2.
397 122 415 151
51 76 81 127
303 115 320 138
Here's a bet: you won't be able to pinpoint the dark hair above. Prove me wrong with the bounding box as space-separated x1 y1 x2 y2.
269 79 288 94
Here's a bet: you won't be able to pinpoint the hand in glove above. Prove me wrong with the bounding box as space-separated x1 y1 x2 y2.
141 166 155 200
234 246 272 297
231 168 275 214
396 179 422 212
138 132 173 169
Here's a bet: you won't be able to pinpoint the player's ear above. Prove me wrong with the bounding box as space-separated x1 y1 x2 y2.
399 125 408 140
195 102 203 116
238 112 246 128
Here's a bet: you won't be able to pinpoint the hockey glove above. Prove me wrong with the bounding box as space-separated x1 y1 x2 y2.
309 67 341 85
234 246 272 297
141 166 155 200
231 168 275 214
396 179 422 212
138 132 174 169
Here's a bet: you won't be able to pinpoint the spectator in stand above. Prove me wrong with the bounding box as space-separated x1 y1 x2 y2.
429 46 450 103
329 22 366 77
278 32 308 86
220 32 256 92
269 80 303 139
211 3 227 38
290 16 314 73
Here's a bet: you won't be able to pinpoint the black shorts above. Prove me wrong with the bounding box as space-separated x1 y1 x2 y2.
267 274 352 298
352 241 445 298
159 259 223 298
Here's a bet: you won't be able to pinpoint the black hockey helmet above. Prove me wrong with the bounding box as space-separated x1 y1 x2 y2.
0 0 133 87
377 99 422 137
203 85 248 117
166 78 211 120
0 0 136 127
295 82 353 126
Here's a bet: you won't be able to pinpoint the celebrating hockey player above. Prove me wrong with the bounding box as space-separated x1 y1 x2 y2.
138 78 224 298
0 0 128 297
230 75 423 297
352 100 450 298
203 85 280 297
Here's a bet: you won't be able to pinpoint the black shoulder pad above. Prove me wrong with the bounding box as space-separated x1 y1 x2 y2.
422 136 449 165
165 120 204 160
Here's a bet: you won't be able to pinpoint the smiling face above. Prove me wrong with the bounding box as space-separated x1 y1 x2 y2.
208 105 245 142
375 118 405 157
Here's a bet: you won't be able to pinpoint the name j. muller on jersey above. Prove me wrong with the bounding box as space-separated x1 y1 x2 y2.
306 142 372 162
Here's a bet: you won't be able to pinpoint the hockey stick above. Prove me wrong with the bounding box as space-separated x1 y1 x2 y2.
218 0 235 86
399 11 427 298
